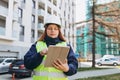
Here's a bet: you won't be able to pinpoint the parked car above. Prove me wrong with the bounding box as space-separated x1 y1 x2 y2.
95 57 120 66
8 59 32 77
102 55 115 59
0 58 16 73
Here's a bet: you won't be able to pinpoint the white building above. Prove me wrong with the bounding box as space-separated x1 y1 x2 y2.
0 0 76 58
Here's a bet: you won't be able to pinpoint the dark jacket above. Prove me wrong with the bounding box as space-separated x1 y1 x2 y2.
24 36 78 76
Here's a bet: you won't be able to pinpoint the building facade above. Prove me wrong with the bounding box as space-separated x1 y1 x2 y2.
76 0 120 59
0 0 76 58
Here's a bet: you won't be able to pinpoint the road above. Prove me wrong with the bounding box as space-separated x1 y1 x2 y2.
1 68 120 80
0 73 32 80
1 62 120 80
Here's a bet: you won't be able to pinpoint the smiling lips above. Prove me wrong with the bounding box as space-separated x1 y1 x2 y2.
50 34 55 35
50 34 56 36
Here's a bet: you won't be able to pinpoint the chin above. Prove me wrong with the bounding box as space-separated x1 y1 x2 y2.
50 36 57 38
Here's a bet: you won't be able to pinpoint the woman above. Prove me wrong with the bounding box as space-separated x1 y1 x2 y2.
24 15 78 80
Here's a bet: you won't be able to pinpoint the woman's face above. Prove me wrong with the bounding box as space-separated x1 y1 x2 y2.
46 24 59 38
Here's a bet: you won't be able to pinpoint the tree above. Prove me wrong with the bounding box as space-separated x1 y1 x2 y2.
75 0 120 67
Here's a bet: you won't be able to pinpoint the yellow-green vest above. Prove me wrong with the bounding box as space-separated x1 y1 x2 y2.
33 41 68 80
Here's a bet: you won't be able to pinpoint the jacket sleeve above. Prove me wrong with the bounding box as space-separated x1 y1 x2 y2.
24 42 44 70
64 44 78 76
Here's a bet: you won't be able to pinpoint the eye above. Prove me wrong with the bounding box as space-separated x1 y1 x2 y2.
47 28 58 30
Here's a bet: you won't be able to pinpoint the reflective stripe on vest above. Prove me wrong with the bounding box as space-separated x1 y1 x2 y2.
33 41 68 80
33 71 66 78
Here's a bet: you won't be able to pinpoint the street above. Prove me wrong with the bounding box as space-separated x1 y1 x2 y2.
0 73 32 80
0 62 87 80
0 62 120 80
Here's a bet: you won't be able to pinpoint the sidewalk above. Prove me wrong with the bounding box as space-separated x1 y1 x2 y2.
68 68 120 80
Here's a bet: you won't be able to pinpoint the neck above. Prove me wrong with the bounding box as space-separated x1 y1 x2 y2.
44 35 61 46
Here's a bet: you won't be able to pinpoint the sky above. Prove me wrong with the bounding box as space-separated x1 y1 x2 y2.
75 0 87 22
75 0 116 23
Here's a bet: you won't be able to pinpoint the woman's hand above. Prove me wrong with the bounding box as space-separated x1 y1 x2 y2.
52 59 69 72
40 48 48 56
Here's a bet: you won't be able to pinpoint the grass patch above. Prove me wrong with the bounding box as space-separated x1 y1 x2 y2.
76 73 120 80
77 67 107 71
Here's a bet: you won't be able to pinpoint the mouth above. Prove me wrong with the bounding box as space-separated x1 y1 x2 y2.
50 34 55 36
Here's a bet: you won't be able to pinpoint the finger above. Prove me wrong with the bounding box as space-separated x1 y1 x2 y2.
56 59 63 65
45 48 48 52
52 61 62 70
53 60 60 66
53 63 59 68
56 60 66 69
54 60 64 68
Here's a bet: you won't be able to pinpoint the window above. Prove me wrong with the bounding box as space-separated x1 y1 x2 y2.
31 29 35 43
64 11 65 16
47 6 51 14
5 59 13 63
18 8 23 23
105 59 110 61
31 29 35 38
32 0 35 8
53 10 57 16
38 18 44 23
49 0 51 2
38 3 45 10
20 25 24 35
18 8 22 18
53 0 57 6
19 25 24 41
32 15 35 23
37 31 41 38
20 0 25 3
0 0 8 8
0 18 5 35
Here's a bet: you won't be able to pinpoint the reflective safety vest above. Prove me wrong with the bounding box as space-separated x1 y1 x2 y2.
33 41 68 80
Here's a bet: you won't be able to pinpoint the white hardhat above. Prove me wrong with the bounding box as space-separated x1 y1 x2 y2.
44 15 61 28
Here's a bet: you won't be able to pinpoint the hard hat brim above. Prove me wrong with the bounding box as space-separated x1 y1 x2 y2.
44 23 61 28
